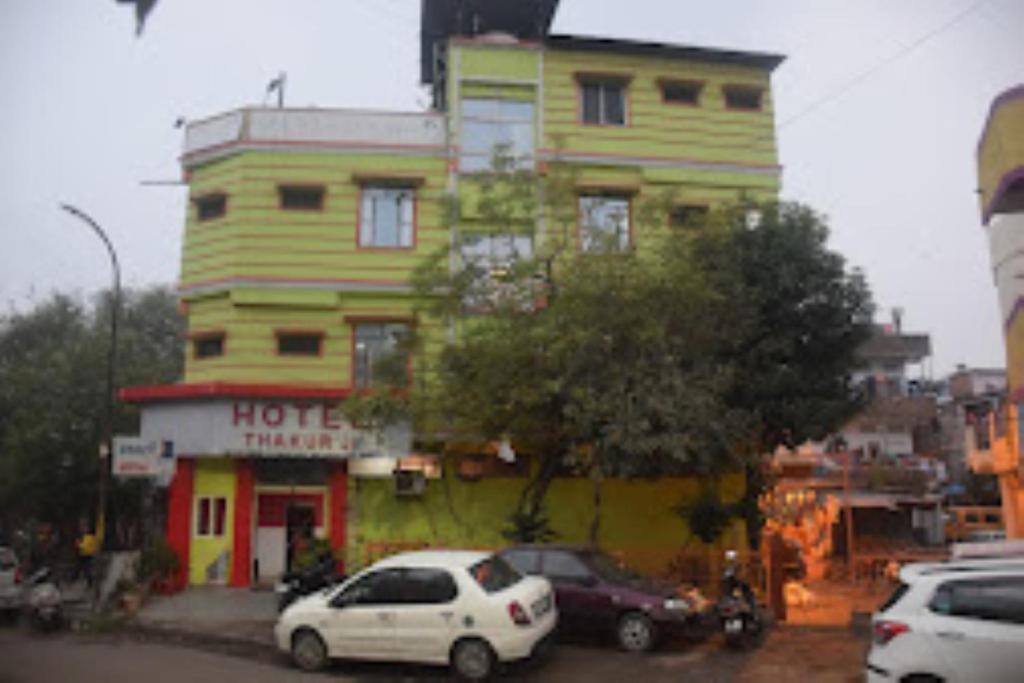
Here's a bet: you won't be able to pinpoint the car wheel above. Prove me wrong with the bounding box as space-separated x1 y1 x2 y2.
291 628 328 672
617 611 656 653
451 638 495 681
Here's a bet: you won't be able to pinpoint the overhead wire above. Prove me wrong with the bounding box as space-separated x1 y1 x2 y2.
779 0 992 129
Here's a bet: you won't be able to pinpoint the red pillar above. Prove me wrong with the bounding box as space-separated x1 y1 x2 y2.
328 463 348 574
230 460 255 587
166 458 194 590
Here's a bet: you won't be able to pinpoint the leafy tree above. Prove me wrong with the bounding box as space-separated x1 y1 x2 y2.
0 286 184 546
349 155 873 547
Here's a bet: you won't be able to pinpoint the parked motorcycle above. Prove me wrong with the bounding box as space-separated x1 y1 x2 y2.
24 567 62 632
275 554 342 613
717 550 762 649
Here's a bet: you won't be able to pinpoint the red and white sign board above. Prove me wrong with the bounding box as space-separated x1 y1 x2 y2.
112 437 168 477
138 399 408 459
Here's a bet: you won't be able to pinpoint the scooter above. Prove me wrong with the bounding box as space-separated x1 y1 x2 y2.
717 550 762 649
25 567 62 632
275 554 341 613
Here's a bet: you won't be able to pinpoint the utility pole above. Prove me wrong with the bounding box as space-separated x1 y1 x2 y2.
59 204 121 554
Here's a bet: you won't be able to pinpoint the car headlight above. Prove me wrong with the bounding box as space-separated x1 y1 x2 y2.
663 598 690 611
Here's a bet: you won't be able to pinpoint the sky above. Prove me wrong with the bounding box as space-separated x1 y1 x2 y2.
1 0 1021 377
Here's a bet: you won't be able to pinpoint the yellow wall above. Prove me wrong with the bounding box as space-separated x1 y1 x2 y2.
190 458 236 585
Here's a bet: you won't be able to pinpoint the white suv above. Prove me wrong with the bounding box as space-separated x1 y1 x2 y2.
866 558 1024 682
275 550 556 680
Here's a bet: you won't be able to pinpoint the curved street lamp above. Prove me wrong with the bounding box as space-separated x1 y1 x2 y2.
59 203 121 551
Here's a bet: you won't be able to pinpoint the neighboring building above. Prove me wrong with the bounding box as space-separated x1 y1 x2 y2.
842 318 934 460
122 0 785 587
971 84 1024 539
937 366 1005 488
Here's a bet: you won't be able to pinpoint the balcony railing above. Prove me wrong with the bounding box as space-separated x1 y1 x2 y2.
182 107 447 165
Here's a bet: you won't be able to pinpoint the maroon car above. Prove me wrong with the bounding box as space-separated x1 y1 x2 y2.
499 545 709 652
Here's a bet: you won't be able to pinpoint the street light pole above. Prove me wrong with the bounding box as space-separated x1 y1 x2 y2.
60 203 121 549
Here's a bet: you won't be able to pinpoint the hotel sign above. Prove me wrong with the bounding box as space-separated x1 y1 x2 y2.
139 399 406 459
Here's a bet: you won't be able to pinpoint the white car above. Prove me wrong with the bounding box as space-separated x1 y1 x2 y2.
866 558 1024 682
0 547 21 616
274 549 556 679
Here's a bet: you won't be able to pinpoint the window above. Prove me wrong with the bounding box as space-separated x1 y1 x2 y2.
930 578 1024 624
879 582 911 613
277 332 322 357
469 555 522 593
502 549 542 576
660 79 702 106
195 496 227 537
353 322 410 388
193 333 225 359
580 80 627 125
579 195 630 252
542 550 592 582
460 98 535 172
669 204 709 228
194 193 226 222
359 186 414 248
333 568 406 607
279 185 324 211
723 85 764 111
460 233 534 277
403 568 459 604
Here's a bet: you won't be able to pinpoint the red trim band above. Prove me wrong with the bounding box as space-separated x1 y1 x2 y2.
120 382 352 403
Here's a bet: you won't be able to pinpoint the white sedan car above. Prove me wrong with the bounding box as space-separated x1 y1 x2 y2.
866 557 1024 682
275 549 556 679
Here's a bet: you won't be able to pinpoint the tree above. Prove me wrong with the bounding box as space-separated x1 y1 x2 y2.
350 157 873 546
0 286 184 545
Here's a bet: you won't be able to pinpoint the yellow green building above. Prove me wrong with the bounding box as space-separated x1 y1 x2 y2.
123 0 784 587
971 84 1024 539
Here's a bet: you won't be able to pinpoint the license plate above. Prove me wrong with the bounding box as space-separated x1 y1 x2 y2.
725 619 742 633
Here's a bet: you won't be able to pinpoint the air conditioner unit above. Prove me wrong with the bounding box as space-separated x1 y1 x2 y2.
394 469 426 497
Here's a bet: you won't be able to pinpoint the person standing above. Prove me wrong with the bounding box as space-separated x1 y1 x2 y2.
75 523 98 587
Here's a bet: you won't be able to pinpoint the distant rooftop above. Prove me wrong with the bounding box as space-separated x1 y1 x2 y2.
857 325 931 364
545 34 785 71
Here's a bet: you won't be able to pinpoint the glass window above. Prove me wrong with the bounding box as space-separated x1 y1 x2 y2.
579 195 630 252
193 334 224 359
335 568 406 606
360 187 414 248
403 568 459 604
542 550 592 581
277 333 322 356
194 193 226 221
661 80 702 105
460 97 534 173
723 85 763 111
460 233 534 273
195 496 226 537
932 578 1024 624
579 81 626 125
584 551 640 583
279 185 324 211
881 582 911 613
470 555 522 593
502 549 541 575
354 322 410 388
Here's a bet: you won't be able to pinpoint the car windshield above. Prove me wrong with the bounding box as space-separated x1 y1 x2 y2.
469 555 522 593
584 551 643 583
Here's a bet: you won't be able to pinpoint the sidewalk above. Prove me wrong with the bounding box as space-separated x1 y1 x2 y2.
134 586 278 652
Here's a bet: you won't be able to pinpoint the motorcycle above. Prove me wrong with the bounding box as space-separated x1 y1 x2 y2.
717 550 762 649
24 567 62 632
275 553 342 613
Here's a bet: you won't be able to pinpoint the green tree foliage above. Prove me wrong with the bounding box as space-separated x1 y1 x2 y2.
354 158 873 545
0 287 184 539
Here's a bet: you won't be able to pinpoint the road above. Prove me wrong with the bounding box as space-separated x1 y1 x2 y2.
0 624 865 682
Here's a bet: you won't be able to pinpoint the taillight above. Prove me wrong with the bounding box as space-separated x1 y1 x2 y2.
508 600 532 627
14 567 21 585
873 620 909 645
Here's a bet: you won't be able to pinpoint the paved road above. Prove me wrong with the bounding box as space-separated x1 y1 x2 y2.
0 624 865 682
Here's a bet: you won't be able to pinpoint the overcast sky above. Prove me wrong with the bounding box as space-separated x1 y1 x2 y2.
2 0 1021 376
